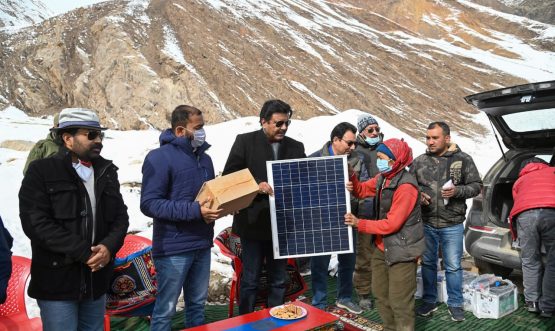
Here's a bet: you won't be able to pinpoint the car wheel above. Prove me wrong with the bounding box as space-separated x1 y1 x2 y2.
474 258 513 278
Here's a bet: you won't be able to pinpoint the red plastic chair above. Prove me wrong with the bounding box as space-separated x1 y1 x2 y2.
114 234 153 259
0 256 42 331
214 227 307 317
104 234 153 331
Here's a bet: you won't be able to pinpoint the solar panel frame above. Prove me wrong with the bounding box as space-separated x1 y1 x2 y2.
267 155 353 259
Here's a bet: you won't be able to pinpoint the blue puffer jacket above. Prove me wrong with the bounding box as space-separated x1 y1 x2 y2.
140 129 215 257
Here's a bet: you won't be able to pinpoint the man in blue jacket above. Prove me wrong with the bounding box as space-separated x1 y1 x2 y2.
141 105 223 330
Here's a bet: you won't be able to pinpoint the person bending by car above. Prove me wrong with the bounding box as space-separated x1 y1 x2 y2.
509 157 555 318
345 138 425 331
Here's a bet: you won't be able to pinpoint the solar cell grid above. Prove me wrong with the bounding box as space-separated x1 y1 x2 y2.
268 156 353 259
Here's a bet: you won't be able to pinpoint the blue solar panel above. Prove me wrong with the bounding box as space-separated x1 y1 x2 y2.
267 156 353 259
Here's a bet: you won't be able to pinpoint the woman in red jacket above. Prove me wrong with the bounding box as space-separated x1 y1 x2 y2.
345 138 424 331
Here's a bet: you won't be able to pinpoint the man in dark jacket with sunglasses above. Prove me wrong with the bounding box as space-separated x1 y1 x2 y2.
19 108 129 331
223 99 305 314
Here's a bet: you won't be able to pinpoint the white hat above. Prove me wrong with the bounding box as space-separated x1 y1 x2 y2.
52 108 106 131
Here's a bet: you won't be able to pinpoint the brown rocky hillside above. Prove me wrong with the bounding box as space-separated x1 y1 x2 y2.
1 0 553 137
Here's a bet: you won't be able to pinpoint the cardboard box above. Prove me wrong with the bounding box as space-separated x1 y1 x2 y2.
195 168 259 222
471 280 518 319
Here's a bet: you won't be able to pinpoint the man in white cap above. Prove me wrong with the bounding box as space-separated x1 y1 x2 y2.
352 113 383 310
19 108 129 331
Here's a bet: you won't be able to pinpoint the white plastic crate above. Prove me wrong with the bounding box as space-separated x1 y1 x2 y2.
471 280 518 319
416 268 478 305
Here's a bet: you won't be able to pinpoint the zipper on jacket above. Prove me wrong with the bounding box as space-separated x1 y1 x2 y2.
436 157 440 228
79 188 91 300
90 162 112 299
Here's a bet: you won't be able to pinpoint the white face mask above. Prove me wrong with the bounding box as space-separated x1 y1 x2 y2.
190 128 206 148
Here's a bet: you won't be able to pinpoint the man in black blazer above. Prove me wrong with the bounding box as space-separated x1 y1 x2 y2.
223 99 306 314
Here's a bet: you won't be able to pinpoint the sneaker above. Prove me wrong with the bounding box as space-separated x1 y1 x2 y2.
540 310 553 318
336 299 363 314
448 306 465 322
416 302 437 317
525 301 540 313
358 296 374 310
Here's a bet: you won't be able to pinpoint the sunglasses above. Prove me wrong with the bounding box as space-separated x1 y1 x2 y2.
366 127 381 134
81 130 104 140
342 139 357 147
269 120 291 128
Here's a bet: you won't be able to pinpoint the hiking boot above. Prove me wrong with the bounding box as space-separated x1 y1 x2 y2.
416 302 437 317
358 296 374 310
525 301 540 313
336 299 363 314
540 310 553 318
448 306 465 322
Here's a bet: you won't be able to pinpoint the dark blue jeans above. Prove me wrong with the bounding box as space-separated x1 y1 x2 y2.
421 223 464 307
239 238 287 315
517 208 555 312
310 251 356 309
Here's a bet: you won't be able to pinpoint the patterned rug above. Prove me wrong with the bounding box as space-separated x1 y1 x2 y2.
325 306 384 331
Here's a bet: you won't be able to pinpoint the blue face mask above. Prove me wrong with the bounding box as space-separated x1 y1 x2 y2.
190 128 206 148
377 158 392 173
365 136 380 146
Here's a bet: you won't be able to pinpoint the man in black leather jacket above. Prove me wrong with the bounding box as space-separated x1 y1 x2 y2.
19 108 129 331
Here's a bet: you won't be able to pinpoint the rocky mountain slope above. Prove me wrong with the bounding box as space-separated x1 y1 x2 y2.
0 0 51 28
1 0 553 136
496 0 555 24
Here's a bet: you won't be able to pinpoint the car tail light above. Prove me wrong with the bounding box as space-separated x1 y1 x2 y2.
469 225 496 233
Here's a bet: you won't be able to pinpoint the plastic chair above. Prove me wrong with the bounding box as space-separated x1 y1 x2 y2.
114 234 153 259
0 256 42 331
214 227 307 317
104 234 154 331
